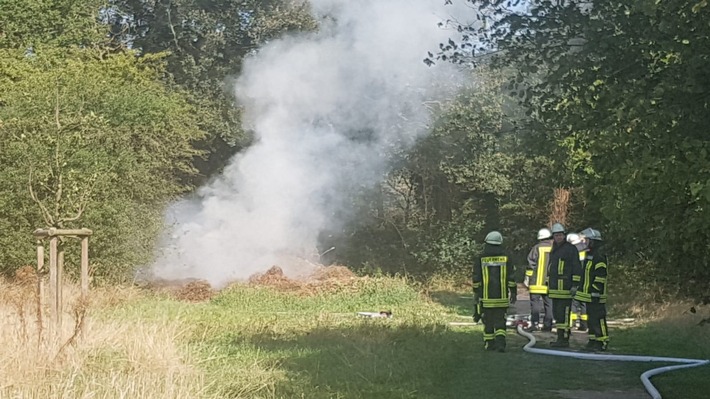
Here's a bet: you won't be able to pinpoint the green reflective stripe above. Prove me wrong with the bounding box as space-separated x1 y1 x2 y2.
529 285 548 294
507 281 516 288
537 246 551 287
557 279 564 291
595 262 607 270
595 277 607 283
500 260 507 299
549 289 572 299
494 329 506 337
558 259 564 276
583 260 593 294
482 299 509 306
472 282 481 288
525 270 533 276
482 264 489 299
572 275 581 282
575 292 592 301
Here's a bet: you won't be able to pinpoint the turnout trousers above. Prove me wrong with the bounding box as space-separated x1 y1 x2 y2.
571 299 588 329
482 307 507 350
530 293 553 329
587 299 609 348
552 298 572 339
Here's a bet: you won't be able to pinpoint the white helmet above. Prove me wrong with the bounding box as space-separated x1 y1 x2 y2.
550 222 566 234
580 227 602 241
566 233 582 245
537 228 552 240
484 231 503 245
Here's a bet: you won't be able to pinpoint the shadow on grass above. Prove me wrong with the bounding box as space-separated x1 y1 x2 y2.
428 290 474 317
236 322 655 399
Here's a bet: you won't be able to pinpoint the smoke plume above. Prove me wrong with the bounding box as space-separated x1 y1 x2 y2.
151 0 465 287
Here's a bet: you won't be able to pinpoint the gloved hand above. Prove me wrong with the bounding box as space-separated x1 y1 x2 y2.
473 303 482 323
523 276 530 288
570 286 578 297
509 287 518 305
473 292 481 305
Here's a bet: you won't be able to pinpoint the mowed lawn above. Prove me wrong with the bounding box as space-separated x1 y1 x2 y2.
2 276 709 399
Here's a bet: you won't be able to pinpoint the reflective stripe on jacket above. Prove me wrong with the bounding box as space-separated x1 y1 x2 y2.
547 241 581 299
526 240 552 294
474 246 516 308
574 251 608 303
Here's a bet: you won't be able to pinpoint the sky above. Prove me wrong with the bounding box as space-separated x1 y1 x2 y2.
149 0 470 287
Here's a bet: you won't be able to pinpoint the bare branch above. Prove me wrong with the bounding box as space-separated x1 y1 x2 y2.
28 168 55 227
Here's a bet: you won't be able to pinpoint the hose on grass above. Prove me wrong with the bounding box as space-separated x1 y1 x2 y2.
516 325 710 399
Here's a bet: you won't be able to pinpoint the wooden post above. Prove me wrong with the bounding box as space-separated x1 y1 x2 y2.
32 228 92 332
49 237 58 327
81 236 89 299
37 245 45 321
57 249 64 331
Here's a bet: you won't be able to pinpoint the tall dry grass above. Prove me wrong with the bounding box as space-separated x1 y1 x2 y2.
0 276 210 399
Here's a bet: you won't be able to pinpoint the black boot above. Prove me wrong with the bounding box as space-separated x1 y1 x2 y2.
495 336 506 352
577 320 588 332
550 330 569 348
484 340 497 351
581 340 599 352
583 340 605 352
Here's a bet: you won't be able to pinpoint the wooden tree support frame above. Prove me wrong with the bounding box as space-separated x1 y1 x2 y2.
33 227 93 330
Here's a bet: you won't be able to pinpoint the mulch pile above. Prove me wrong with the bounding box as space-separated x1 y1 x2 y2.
174 280 214 302
146 264 359 302
246 265 359 295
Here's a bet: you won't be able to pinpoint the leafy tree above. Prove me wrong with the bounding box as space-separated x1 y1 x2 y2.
107 0 318 180
0 47 205 280
0 0 106 48
434 0 710 295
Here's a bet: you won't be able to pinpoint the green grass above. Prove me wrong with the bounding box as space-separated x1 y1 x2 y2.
96 277 710 399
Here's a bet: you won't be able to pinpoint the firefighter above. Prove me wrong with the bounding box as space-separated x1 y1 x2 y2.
525 228 554 332
473 231 517 352
574 228 609 351
568 233 589 332
547 222 581 348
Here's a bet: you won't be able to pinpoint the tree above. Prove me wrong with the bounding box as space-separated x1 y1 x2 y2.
0 47 206 279
435 0 710 295
107 0 318 180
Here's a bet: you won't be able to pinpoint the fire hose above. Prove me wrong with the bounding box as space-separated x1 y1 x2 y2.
515 323 710 399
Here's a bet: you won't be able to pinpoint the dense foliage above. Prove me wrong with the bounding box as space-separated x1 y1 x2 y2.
426 0 710 295
1 0 707 298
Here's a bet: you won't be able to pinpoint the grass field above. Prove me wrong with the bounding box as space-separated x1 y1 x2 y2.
1 274 709 399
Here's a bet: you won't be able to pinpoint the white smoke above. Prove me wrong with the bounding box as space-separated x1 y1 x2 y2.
150 0 467 287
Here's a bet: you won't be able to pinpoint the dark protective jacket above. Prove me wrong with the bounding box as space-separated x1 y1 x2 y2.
473 244 517 308
574 249 608 304
547 240 581 299
526 239 553 294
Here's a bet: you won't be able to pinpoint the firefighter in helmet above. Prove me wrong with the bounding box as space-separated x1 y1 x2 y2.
473 231 517 352
567 233 589 332
547 222 582 348
525 227 554 331
574 228 609 351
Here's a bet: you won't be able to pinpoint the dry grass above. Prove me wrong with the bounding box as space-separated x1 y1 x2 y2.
0 277 209 399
